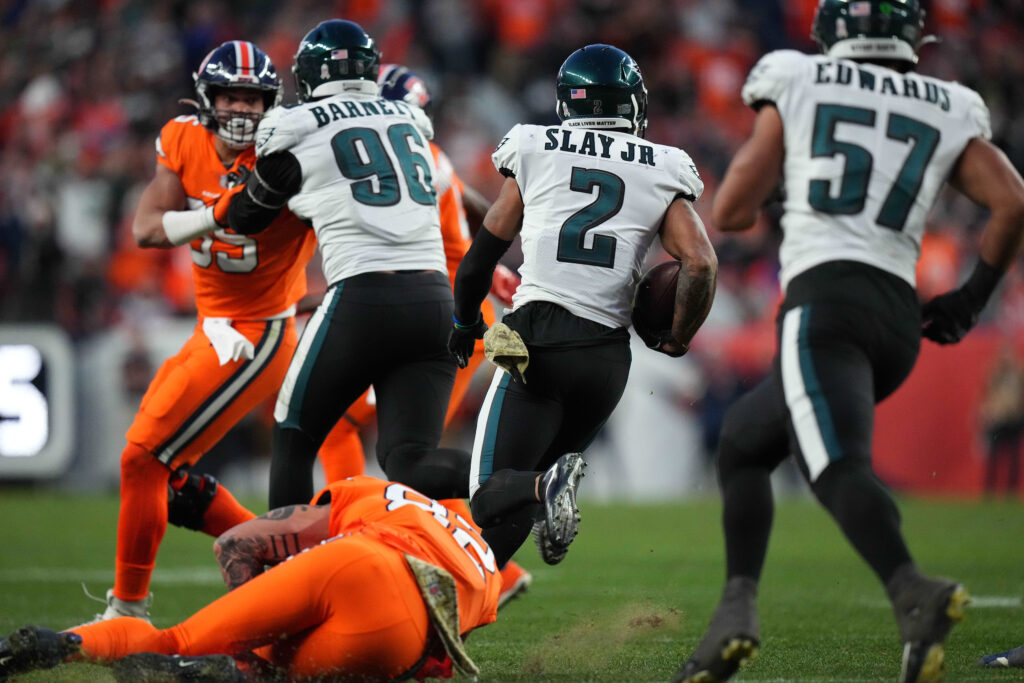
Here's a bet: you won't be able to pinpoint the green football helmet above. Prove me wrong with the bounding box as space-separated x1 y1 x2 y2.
555 44 648 137
293 19 381 102
811 0 929 64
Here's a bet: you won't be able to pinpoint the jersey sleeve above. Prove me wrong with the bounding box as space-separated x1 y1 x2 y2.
960 86 992 141
741 50 803 109
255 106 303 158
432 144 454 197
411 106 434 141
491 124 523 178
674 148 705 202
154 118 187 175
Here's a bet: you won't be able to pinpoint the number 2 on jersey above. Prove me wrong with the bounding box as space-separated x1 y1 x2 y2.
809 104 940 231
556 167 624 268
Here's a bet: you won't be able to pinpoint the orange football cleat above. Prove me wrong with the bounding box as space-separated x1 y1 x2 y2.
498 561 533 609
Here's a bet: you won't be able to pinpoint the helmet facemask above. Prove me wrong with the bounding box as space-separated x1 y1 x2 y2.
204 91 266 149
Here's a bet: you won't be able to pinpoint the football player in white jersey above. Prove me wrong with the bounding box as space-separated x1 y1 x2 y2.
676 2 1024 683
448 44 717 568
225 20 472 508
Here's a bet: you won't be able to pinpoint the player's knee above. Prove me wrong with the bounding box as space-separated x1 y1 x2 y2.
470 479 501 528
811 458 874 505
716 399 780 484
716 411 749 484
382 444 468 500
380 442 429 480
120 442 163 480
167 470 219 531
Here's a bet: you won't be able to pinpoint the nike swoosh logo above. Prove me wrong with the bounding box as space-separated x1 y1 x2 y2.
178 660 200 668
0 655 13 666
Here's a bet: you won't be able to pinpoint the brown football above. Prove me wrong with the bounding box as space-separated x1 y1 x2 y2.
631 260 680 339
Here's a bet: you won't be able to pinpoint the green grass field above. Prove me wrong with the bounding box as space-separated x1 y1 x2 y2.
1 490 1023 682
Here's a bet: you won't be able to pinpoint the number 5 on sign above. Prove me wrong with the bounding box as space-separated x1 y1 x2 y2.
0 325 74 478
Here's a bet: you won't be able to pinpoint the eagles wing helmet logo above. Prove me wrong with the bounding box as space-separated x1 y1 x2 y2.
256 126 275 152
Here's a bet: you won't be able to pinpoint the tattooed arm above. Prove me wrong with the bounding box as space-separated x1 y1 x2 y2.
214 504 331 590
656 197 718 357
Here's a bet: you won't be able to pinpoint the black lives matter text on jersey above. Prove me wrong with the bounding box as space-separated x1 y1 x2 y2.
814 61 951 112
543 128 656 167
309 97 417 128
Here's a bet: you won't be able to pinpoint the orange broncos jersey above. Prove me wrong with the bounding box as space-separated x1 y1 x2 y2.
324 476 500 635
156 116 316 319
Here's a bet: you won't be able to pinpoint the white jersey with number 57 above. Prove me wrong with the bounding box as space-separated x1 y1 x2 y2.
743 50 991 291
493 124 703 329
256 92 446 284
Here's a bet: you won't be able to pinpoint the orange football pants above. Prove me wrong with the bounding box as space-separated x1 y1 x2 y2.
76 534 430 681
126 317 298 469
115 318 296 600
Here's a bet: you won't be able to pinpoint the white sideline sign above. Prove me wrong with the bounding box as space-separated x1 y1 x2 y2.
0 324 74 478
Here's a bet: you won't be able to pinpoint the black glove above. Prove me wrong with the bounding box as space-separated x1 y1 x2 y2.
921 259 1002 345
448 315 487 368
921 289 979 344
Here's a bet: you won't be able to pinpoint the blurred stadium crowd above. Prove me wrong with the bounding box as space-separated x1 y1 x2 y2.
2 0 1023 475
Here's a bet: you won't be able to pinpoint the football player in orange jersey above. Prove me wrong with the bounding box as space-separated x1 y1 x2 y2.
85 40 318 624
0 476 500 682
313 62 532 609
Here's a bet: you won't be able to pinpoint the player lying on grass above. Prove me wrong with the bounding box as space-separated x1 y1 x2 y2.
0 476 500 682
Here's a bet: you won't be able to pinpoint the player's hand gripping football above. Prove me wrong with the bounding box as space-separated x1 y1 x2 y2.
448 316 487 368
921 288 981 344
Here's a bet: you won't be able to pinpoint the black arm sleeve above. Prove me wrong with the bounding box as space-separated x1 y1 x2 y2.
452 227 513 324
228 151 303 235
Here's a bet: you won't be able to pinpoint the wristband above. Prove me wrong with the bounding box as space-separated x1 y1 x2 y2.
453 313 482 328
162 206 217 246
962 259 1004 309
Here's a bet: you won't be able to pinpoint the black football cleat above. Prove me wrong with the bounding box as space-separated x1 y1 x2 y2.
111 652 245 682
0 625 81 681
673 577 760 683
891 574 969 683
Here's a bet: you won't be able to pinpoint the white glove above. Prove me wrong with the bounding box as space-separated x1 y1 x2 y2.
202 317 255 366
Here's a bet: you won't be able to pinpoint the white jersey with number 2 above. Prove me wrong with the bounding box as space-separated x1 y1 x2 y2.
492 123 704 329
